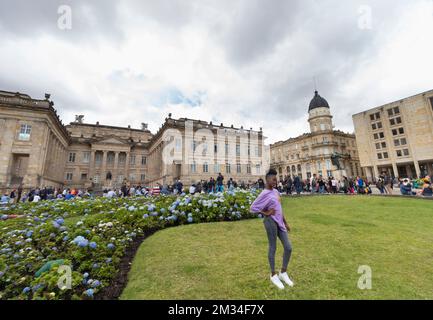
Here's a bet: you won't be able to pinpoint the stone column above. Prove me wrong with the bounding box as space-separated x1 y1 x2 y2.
125 152 130 183
89 151 95 184
392 163 399 178
113 152 119 186
101 151 107 185
373 165 379 179
414 161 421 179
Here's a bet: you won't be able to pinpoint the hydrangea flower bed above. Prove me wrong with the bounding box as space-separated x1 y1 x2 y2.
0 189 259 300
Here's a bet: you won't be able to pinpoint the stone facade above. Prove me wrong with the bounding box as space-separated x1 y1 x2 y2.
352 89 433 180
0 90 267 192
270 91 361 181
0 91 69 192
146 116 267 186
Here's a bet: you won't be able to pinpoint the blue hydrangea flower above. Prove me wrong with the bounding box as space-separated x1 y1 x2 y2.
107 243 115 250
187 217 193 223
142 214 149 219
89 242 97 249
73 236 89 247
22 287 31 294
83 272 89 278
91 280 101 288
84 289 94 297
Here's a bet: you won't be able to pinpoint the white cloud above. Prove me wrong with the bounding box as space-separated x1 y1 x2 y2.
0 0 432 144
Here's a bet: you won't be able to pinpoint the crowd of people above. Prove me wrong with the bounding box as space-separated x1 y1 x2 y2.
0 186 93 204
1 172 432 205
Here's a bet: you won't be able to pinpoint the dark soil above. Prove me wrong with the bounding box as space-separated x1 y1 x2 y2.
94 227 160 300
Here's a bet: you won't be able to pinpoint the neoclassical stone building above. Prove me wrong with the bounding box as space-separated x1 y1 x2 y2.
0 91 69 190
0 90 266 192
270 91 361 181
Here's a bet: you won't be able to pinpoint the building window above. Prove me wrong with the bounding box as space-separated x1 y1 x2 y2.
130 155 136 165
396 150 402 157
214 163 220 173
141 156 147 165
394 139 400 147
226 163 231 174
107 153 115 164
66 173 73 181
214 144 218 153
93 175 100 184
394 107 400 115
255 164 261 175
117 175 124 183
236 144 241 156
429 97 433 111
81 173 87 181
377 153 383 160
68 152 76 163
203 162 209 173
191 161 197 173
375 143 381 150
225 143 229 155
403 149 409 156
118 153 126 165
18 124 32 141
141 174 146 182
401 138 407 145
237 163 242 173
95 153 102 164
399 127 404 135
129 174 136 182
247 164 251 174
383 152 389 159
83 152 90 163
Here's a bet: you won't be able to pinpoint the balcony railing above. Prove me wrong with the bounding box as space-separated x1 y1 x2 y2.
311 141 338 148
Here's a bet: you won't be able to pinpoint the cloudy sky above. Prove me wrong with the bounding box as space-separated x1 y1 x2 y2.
0 0 432 144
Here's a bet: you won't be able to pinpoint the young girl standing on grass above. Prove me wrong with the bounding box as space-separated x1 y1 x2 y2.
250 169 294 290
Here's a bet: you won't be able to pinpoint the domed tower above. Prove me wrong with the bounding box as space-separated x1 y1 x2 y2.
308 91 333 133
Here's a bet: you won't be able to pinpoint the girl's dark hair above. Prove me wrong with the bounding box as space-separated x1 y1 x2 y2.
266 169 278 179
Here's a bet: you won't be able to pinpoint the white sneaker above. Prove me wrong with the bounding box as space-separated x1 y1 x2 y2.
279 272 294 287
270 274 285 290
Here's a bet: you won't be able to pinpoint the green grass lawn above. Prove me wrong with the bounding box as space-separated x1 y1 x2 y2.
121 196 433 300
